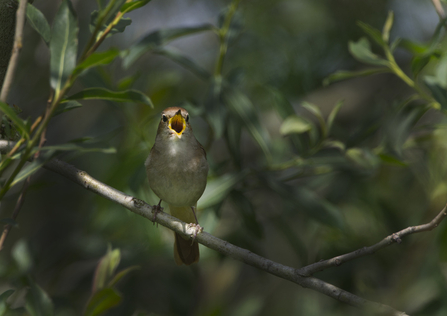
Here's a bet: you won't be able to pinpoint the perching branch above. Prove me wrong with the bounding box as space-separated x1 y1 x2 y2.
432 0 446 19
0 140 414 315
0 0 28 105
299 205 447 276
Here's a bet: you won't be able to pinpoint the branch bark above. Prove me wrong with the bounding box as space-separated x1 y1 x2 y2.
0 141 412 315
0 0 28 105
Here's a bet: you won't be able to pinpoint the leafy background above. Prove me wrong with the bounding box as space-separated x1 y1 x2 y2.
1 0 447 315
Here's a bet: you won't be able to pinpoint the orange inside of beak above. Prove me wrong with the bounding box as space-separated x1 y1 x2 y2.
170 113 185 135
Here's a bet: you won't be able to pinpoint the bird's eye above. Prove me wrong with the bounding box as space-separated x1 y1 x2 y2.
162 115 167 122
186 115 189 122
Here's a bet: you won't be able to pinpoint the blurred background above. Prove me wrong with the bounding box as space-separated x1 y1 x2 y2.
1 0 447 315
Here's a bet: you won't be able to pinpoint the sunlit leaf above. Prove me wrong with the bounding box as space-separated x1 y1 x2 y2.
12 240 32 273
121 0 153 13
123 24 214 68
66 88 154 107
280 115 312 135
25 280 54 316
323 68 390 86
92 247 121 293
382 11 394 43
74 48 120 76
0 101 29 138
85 288 121 316
50 0 78 98
348 37 390 67
26 3 51 45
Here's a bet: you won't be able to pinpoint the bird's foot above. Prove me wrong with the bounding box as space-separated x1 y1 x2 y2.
189 223 203 245
152 201 164 226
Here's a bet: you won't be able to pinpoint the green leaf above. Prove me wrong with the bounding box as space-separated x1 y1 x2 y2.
425 76 447 110
74 48 120 76
346 147 380 170
323 68 390 86
0 101 29 138
66 88 154 107
11 150 57 187
153 48 211 80
53 100 82 116
280 115 312 135
224 88 271 161
120 0 153 13
302 101 326 135
378 153 407 166
357 21 385 47
199 172 248 209
382 11 394 43
50 0 78 98
25 280 54 316
348 37 390 67
90 10 131 36
411 55 431 78
123 24 214 68
0 289 14 302
85 288 121 316
26 4 51 45
327 100 344 134
12 240 32 273
108 266 139 288
92 248 121 293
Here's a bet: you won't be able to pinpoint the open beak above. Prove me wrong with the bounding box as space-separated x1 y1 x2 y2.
169 110 186 136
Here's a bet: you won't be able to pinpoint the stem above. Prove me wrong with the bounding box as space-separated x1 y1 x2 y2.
214 0 241 77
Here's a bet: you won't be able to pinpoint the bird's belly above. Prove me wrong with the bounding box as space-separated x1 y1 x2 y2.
147 159 207 207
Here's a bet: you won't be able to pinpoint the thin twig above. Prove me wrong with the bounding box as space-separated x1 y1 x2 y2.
298 205 447 276
0 0 28 105
432 0 446 19
0 176 30 250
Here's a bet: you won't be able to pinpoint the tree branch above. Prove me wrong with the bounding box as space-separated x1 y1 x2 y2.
432 0 446 19
0 0 28 105
0 140 410 315
298 205 447 276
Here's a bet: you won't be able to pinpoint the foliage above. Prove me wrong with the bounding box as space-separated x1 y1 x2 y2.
0 0 447 315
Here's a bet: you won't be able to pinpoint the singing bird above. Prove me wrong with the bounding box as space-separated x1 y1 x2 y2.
145 107 208 265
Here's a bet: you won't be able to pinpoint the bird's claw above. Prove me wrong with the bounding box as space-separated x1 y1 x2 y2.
152 203 164 226
189 223 203 245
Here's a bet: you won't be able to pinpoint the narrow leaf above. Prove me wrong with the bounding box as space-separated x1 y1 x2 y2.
357 21 385 47
85 288 121 316
92 248 121 293
121 0 153 13
280 115 312 135
11 151 57 187
26 4 51 45
327 100 344 134
123 24 214 68
323 68 390 86
382 11 394 43
154 48 211 80
348 37 391 67
425 76 447 110
0 290 15 302
0 101 29 138
53 100 82 116
411 55 431 78
108 266 139 288
66 88 154 107
74 48 120 76
224 88 271 160
50 0 78 97
199 172 248 209
25 281 54 316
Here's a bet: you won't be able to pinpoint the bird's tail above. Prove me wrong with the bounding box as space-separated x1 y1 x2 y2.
168 204 200 265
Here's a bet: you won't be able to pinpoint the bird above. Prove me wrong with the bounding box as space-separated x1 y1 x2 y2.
145 107 208 265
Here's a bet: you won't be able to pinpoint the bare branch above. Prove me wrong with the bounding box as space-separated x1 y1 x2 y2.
298 205 447 276
432 0 446 19
0 0 28 104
